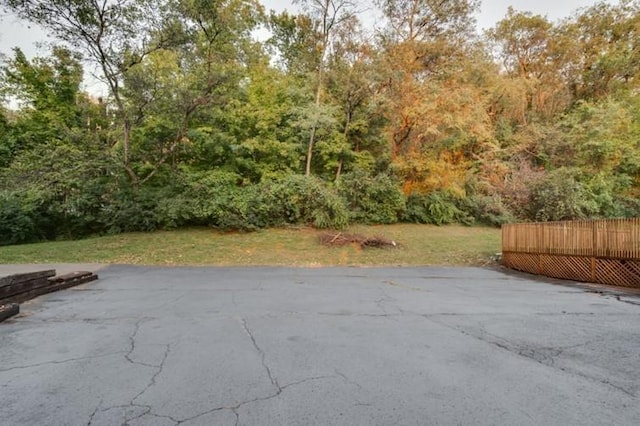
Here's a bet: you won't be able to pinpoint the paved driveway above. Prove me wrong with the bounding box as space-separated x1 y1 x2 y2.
1 265 639 425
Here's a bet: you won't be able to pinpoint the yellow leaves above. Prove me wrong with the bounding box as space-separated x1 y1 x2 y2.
397 154 469 197
387 76 493 159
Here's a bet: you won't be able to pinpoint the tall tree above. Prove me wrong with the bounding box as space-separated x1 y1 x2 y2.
553 0 640 100
326 16 386 179
487 7 552 79
294 0 357 176
1 0 176 183
487 9 570 124
375 0 489 197
267 11 320 78
0 47 85 154
1 0 263 186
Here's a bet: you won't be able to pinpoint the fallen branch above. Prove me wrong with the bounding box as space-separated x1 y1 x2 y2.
319 232 398 249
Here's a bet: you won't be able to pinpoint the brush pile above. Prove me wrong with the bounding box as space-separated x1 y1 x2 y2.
319 232 398 249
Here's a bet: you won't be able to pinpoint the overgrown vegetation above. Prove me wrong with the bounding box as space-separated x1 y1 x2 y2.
1 0 640 246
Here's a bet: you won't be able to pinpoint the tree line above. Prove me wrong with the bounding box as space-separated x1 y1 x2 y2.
1 0 640 245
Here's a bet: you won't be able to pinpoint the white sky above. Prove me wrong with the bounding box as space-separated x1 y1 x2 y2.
0 0 618 52
0 0 618 95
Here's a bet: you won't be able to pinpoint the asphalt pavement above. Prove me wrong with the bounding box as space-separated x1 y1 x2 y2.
1 265 639 425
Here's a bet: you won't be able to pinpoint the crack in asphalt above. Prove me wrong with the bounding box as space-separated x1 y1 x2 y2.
334 369 364 391
378 285 406 317
614 295 640 306
95 372 177 425
241 318 280 390
124 318 158 368
0 352 124 374
383 280 427 292
96 319 177 425
317 312 395 318
122 404 153 424
424 315 636 398
375 286 398 318
174 375 337 425
131 343 172 404
16 316 153 325
86 399 102 426
170 319 339 425
86 403 151 425
156 292 189 310
138 412 181 425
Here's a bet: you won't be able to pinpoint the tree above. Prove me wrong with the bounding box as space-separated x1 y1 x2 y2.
267 11 320 78
0 47 87 157
326 16 386 179
0 106 13 168
553 0 640 100
1 0 264 186
375 0 492 197
0 46 114 240
1 0 175 184
378 0 479 43
294 0 357 176
487 7 553 79
486 9 570 124
119 0 265 184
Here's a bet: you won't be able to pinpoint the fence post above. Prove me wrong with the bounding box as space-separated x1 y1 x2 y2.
591 221 597 282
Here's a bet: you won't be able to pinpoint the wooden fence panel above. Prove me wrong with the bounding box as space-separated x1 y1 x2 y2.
502 218 640 289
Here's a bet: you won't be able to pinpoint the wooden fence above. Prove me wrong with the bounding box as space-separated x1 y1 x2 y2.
502 218 640 289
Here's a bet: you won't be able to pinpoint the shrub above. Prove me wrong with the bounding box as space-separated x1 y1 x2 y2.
526 168 599 222
0 192 38 245
154 170 259 230
98 187 163 234
265 175 349 229
403 191 472 225
460 195 515 227
156 172 349 230
337 171 406 224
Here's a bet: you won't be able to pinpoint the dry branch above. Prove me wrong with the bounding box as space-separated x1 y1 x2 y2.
319 232 398 249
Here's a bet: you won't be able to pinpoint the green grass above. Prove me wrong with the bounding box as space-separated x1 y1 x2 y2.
0 224 501 267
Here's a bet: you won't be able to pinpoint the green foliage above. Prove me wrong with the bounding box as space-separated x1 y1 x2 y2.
263 175 349 229
337 171 405 224
403 191 472 226
0 192 37 246
156 171 348 231
0 110 15 167
99 187 165 234
459 195 514 227
4 0 640 248
526 168 599 222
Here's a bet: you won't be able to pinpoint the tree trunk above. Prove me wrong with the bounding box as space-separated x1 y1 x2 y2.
305 67 324 176
335 109 352 181
306 125 317 176
122 119 139 187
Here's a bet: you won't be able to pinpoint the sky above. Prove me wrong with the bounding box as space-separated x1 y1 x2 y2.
0 0 618 95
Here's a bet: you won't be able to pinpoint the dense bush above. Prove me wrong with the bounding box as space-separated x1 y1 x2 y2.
0 192 38 246
403 191 472 226
337 171 406 224
264 175 350 229
99 187 166 234
157 172 349 230
526 168 599 222
459 195 515 227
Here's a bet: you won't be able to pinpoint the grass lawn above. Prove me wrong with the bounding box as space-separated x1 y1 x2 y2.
0 224 501 267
